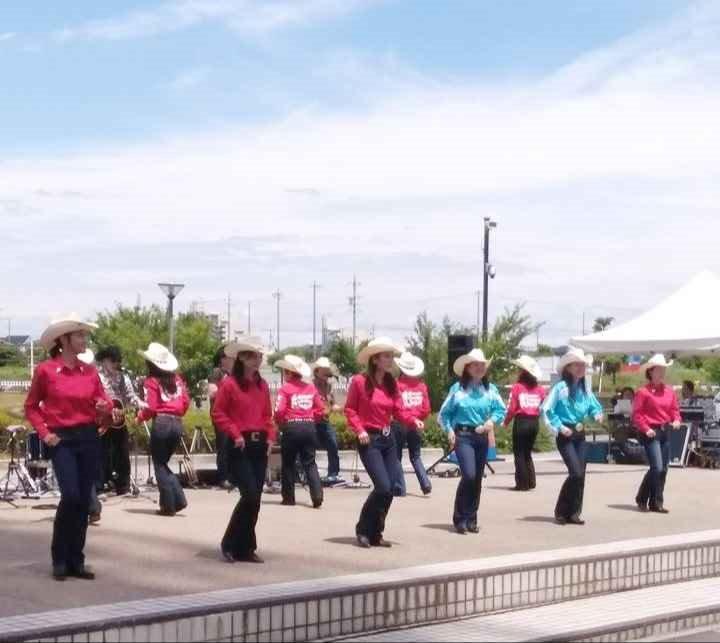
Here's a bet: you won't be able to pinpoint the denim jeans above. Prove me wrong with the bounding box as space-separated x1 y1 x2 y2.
637 427 671 509
222 436 268 558
281 422 323 506
391 423 432 496
555 431 587 519
315 421 340 478
512 416 539 491
453 431 489 529
101 427 131 494
48 425 100 569
150 416 187 514
214 424 230 485
357 431 403 543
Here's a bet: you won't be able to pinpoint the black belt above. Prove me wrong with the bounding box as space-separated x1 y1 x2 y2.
365 426 392 436
49 424 98 440
243 431 268 442
456 425 478 433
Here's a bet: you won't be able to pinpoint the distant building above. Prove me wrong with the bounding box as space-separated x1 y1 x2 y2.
0 335 31 353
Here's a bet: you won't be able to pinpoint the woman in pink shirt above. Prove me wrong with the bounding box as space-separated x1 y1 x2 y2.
631 355 682 514
274 355 326 509
136 343 190 517
345 338 420 549
503 356 546 491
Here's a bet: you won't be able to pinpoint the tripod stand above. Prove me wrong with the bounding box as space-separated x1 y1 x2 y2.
333 449 371 489
127 425 156 503
189 426 213 454
1 426 38 507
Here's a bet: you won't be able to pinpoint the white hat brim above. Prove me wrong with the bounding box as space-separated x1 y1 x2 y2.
40 320 98 350
394 357 425 377
139 350 179 373
225 341 266 358
357 343 401 366
276 359 312 379
312 360 339 377
453 355 492 378
513 358 542 381
556 353 591 374
642 359 674 373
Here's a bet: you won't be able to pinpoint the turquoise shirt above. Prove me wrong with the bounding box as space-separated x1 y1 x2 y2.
439 382 506 433
541 381 603 435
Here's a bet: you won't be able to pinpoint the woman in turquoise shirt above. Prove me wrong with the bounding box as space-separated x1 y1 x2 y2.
439 349 506 534
542 348 603 526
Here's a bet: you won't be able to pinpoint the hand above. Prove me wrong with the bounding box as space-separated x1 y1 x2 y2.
646 429 656 439
576 423 585 433
671 421 682 430
447 430 456 449
594 414 604 424
475 425 487 435
560 428 573 438
111 408 124 425
95 400 111 413
332 405 342 413
414 419 425 431
43 433 61 447
484 420 495 433
358 431 370 446
234 435 246 450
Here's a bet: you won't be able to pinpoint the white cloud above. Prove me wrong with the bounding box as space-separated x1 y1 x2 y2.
6 3 720 345
0 32 15 42
53 0 384 42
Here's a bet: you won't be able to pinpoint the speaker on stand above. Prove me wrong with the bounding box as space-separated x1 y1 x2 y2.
447 334 475 378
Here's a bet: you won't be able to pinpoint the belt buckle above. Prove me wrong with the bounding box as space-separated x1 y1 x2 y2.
382 427 391 437
251 432 261 441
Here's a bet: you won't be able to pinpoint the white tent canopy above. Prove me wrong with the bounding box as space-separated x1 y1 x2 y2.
571 271 720 356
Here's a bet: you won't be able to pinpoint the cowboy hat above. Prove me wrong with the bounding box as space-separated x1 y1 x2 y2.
453 348 492 378
513 355 542 381
395 352 425 378
312 357 339 377
77 349 95 366
275 354 312 378
138 342 178 373
556 347 592 374
357 337 402 366
39 314 98 350
641 354 674 373
224 336 266 359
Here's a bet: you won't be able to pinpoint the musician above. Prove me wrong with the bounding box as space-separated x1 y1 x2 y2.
208 345 235 490
136 343 190 517
25 315 113 581
95 346 144 496
211 337 275 564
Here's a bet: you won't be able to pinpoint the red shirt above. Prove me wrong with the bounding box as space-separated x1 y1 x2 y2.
137 375 190 422
632 383 681 434
211 376 276 442
344 374 415 436
396 375 431 428
25 357 112 440
504 382 546 426
275 378 326 424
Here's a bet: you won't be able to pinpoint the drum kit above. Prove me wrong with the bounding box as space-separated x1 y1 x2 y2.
1 425 58 507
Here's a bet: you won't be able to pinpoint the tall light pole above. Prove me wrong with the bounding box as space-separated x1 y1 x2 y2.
482 217 498 344
311 281 321 359
158 283 185 353
273 290 282 352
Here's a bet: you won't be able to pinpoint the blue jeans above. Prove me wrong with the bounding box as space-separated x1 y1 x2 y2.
214 424 230 484
453 431 489 529
316 421 340 478
150 416 187 514
637 427 670 509
392 423 432 496
357 431 403 542
49 425 100 569
555 431 587 519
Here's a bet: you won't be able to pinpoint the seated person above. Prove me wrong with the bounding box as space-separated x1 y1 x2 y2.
681 380 700 407
613 387 635 415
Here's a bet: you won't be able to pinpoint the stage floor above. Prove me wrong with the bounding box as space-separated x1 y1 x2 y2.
1 456 717 618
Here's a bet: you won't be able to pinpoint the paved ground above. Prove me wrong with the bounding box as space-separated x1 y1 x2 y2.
1 456 718 619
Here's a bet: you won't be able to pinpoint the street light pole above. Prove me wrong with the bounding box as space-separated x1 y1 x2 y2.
482 217 497 344
158 283 185 353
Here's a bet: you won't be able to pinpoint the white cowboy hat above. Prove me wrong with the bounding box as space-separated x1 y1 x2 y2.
39 314 98 350
453 348 492 377
357 337 402 366
311 357 339 377
138 342 179 373
77 349 95 366
394 352 425 378
513 355 542 381
556 347 592 374
275 354 312 378
224 336 266 359
641 353 674 373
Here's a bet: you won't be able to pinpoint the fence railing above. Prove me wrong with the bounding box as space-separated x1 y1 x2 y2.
0 380 30 392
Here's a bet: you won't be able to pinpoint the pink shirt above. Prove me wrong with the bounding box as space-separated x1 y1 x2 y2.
211 376 276 442
275 378 326 424
632 383 681 434
396 375 431 428
344 374 415 435
504 382 546 426
137 375 190 422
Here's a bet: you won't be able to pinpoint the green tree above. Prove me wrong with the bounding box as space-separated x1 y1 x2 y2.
603 355 624 385
327 338 360 377
479 304 536 385
593 317 615 333
267 345 314 367
705 359 720 385
0 344 22 367
535 343 554 357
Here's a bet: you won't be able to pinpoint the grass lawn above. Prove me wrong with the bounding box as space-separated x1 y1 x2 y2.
0 365 31 380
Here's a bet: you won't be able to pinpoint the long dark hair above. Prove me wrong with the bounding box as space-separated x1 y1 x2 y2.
518 370 538 388
49 340 62 359
232 356 263 391
562 367 586 398
365 358 397 397
460 367 490 391
147 361 177 394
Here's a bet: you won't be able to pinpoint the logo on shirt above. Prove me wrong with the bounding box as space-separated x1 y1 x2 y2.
402 391 424 408
519 393 542 410
291 394 314 411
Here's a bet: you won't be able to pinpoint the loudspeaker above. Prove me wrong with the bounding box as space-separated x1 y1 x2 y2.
448 334 475 377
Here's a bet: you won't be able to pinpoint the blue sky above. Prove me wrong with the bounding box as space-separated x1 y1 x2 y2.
2 0 719 348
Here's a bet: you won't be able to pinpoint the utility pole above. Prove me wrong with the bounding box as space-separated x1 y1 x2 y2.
321 315 327 351
311 281 320 360
482 217 498 344
273 290 282 352
247 301 252 335
349 275 360 348
226 293 232 342
158 283 185 353
475 290 482 344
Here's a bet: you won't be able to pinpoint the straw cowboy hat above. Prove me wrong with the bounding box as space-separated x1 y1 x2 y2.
395 352 425 378
224 336 266 359
453 348 492 378
641 354 674 373
77 349 95 366
357 337 402 366
138 342 178 373
39 314 98 350
312 357 339 377
513 355 542 381
275 354 312 379
556 347 592 374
